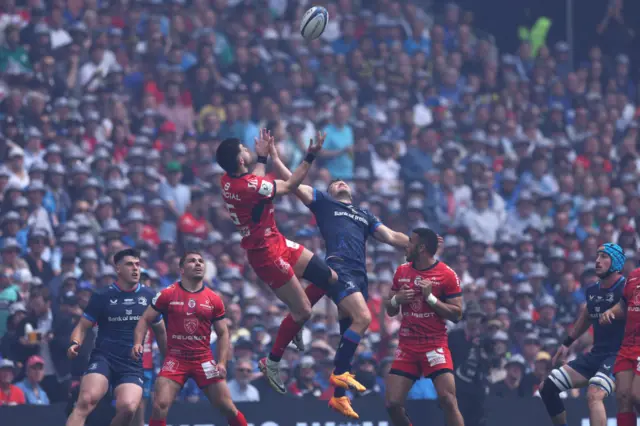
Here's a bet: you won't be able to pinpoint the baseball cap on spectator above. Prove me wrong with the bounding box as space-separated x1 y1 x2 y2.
515 283 534 297
1 237 20 251
539 295 556 309
2 211 20 225
8 302 26 316
80 250 99 262
166 161 182 173
100 265 117 279
480 290 497 301
245 306 262 317
505 354 527 370
26 355 45 368
125 210 145 224
61 291 78 306
524 333 541 345
0 359 15 369
491 330 509 342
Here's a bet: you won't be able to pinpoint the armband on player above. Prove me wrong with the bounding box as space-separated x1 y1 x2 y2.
257 156 268 164
562 336 575 347
304 153 316 164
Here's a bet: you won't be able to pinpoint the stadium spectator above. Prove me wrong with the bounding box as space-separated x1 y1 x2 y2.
0 359 25 406
15 355 49 405
228 359 260 403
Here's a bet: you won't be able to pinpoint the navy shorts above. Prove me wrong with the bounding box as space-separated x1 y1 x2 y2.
143 369 154 398
567 351 616 380
86 353 144 389
325 259 368 305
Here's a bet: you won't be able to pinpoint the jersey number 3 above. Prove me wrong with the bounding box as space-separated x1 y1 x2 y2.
225 203 240 225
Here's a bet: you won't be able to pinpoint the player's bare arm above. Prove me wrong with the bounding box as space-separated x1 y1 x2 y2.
132 305 162 359
416 279 463 322
253 128 271 177
384 285 419 317
213 318 231 379
151 319 167 358
373 224 409 248
274 131 325 195
268 138 314 205
600 298 627 325
67 316 94 359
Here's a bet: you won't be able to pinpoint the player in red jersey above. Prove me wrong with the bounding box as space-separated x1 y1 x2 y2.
132 252 247 426
384 228 464 426
216 130 339 394
600 267 640 426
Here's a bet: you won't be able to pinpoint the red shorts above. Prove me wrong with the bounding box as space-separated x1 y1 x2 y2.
159 356 224 388
390 346 454 380
613 348 640 375
248 239 305 290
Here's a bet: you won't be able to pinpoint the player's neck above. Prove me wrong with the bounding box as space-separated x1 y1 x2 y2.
601 273 622 288
116 281 138 291
413 256 437 271
181 278 204 292
335 195 351 204
233 165 249 176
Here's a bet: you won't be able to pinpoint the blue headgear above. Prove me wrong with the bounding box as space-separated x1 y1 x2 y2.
597 243 626 275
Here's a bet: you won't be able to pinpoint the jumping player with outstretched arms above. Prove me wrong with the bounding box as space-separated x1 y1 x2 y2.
215 129 338 394
539 243 626 426
268 138 410 418
600 265 640 426
132 251 247 426
66 248 167 426
384 228 465 426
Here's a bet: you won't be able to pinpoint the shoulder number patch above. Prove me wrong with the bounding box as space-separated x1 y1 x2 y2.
258 180 274 197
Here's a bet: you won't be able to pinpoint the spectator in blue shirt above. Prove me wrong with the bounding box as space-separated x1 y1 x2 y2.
404 20 431 57
16 355 50 405
320 104 354 180
332 19 358 55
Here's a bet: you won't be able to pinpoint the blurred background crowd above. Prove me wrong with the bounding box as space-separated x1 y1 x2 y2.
0 0 639 408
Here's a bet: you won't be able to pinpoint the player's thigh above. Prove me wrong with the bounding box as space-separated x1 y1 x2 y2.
153 376 183 410
273 274 312 316
432 371 459 404
564 355 596 388
337 291 371 331
202 380 237 417
385 371 416 408
293 245 338 283
77 372 110 408
113 381 143 412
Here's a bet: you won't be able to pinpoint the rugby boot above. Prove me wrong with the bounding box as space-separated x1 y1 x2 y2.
329 396 359 419
258 357 286 394
329 371 366 393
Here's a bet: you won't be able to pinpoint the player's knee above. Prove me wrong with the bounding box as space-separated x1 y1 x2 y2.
77 391 101 411
385 397 404 413
115 398 140 417
152 396 172 416
292 302 312 323
437 390 458 412
214 397 237 417
617 388 634 411
351 308 371 334
588 373 615 400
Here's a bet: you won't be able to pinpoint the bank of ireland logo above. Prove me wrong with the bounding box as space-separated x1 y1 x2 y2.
184 318 198 334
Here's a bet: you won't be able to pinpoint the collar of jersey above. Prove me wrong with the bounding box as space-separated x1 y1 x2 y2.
110 282 141 293
598 276 625 291
411 260 439 272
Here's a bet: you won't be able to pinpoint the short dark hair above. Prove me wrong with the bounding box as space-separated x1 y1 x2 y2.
413 228 439 256
113 248 140 265
179 251 203 268
216 138 242 174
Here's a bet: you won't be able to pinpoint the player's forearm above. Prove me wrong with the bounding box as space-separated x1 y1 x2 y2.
283 158 312 193
151 323 167 358
384 296 400 317
431 299 463 322
216 327 231 367
568 306 590 341
133 318 149 346
389 231 409 248
272 156 292 180
70 323 87 346
610 300 626 319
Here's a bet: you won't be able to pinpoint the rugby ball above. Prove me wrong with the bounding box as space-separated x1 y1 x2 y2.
300 6 329 41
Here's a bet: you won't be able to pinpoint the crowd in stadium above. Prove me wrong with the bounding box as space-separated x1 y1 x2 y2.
0 0 638 408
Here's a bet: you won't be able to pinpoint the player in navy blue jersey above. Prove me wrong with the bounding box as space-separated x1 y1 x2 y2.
268 142 410 419
539 243 626 426
66 248 167 426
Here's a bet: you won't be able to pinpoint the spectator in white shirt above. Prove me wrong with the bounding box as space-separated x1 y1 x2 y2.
458 187 503 244
227 359 260 402
7 148 29 189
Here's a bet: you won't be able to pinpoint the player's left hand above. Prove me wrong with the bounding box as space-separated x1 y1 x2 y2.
307 131 326 154
416 279 432 298
216 364 227 379
255 128 272 157
131 344 144 360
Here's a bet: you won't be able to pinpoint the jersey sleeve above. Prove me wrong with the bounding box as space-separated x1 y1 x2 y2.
307 189 327 212
211 295 226 321
151 287 171 313
441 268 462 300
364 209 382 235
253 175 277 201
83 292 103 324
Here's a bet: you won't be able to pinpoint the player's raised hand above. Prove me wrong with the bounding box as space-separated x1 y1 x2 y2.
131 343 144 360
255 128 272 157
394 285 419 304
552 344 569 366
217 363 227 379
307 131 326 155
67 341 80 359
599 309 616 325
268 135 279 159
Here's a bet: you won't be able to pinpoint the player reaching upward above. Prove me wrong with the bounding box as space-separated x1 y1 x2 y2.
539 243 626 426
267 141 410 418
384 228 464 426
216 130 338 394
66 248 166 426
600 266 640 426
132 251 247 426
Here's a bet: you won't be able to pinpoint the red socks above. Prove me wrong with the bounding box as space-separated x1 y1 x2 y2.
228 411 247 426
617 412 635 426
270 284 325 360
149 420 166 426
